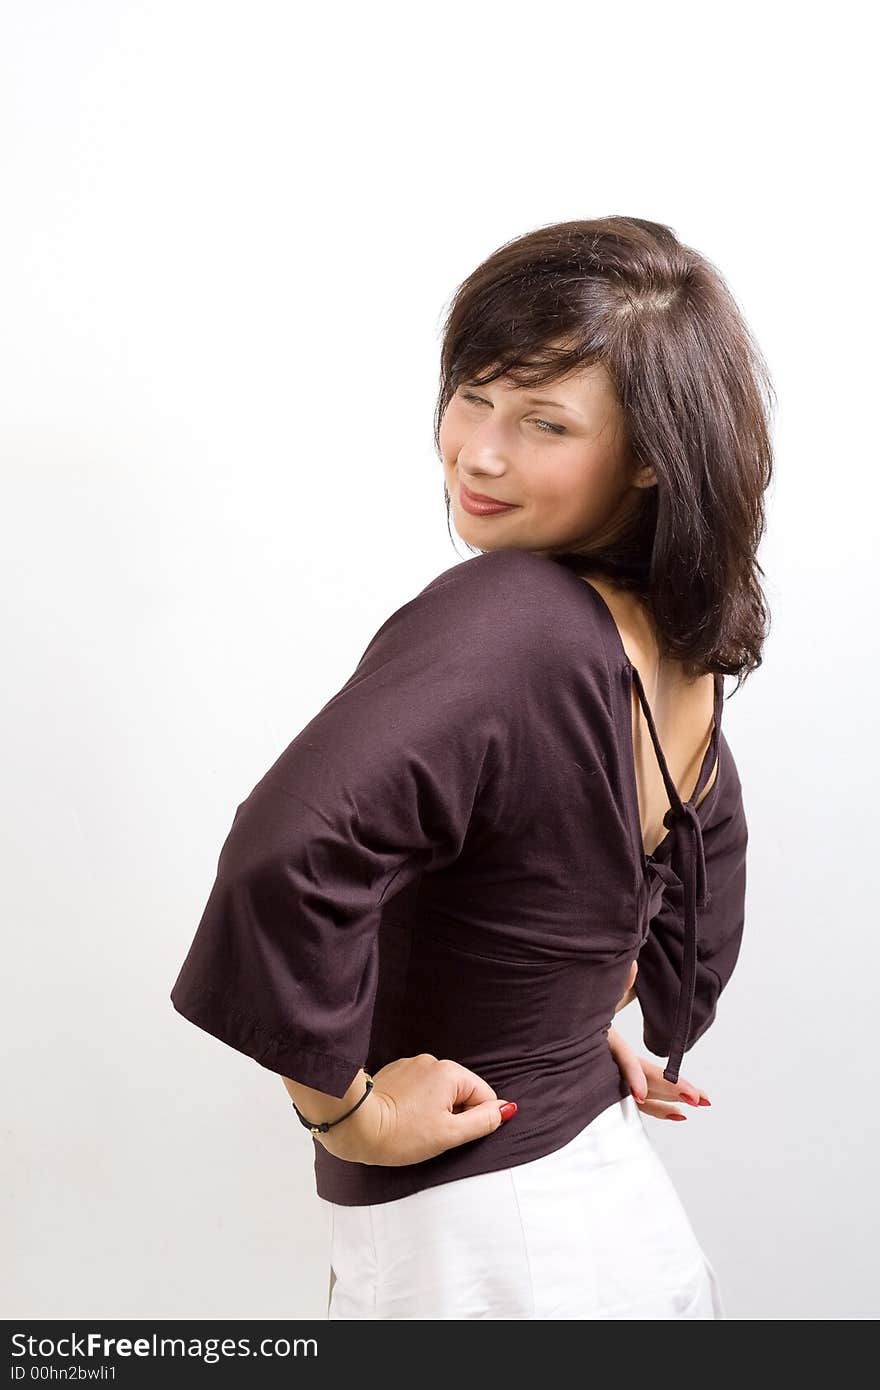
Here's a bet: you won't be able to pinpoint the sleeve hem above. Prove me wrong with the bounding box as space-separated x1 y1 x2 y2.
169 978 366 1099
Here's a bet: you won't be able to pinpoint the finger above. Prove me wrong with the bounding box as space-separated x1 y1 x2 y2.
442 1061 498 1108
614 1050 649 1103
637 1099 688 1122
660 1073 711 1108
635 1058 711 1108
444 1097 515 1148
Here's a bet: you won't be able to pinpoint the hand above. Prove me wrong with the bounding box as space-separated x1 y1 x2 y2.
314 1053 516 1165
607 1023 711 1120
608 961 711 1121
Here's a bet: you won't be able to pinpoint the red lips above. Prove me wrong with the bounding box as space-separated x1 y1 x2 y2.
459 482 520 515
462 484 512 505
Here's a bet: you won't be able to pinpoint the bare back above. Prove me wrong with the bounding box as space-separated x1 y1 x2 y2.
582 576 720 858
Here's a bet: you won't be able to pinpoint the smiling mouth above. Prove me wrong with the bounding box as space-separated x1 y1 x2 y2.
459 482 520 514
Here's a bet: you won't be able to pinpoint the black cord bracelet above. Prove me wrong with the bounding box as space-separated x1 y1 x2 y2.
291 1073 374 1135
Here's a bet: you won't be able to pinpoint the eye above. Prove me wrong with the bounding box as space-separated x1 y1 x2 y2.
458 391 566 436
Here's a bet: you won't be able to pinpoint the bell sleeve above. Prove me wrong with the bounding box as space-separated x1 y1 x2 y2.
169 563 521 1098
634 763 749 1063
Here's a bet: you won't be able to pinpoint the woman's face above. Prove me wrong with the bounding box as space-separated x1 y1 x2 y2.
439 360 655 556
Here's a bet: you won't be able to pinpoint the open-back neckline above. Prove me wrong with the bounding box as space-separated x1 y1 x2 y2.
571 568 726 1085
576 576 724 865
629 664 724 862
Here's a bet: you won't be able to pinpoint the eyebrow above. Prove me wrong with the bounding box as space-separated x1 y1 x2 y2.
523 395 574 412
463 384 582 418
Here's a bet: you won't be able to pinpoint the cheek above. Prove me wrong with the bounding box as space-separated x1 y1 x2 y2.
536 457 593 507
438 410 461 463
537 453 623 521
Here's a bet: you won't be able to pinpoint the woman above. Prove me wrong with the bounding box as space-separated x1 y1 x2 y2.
170 215 772 1319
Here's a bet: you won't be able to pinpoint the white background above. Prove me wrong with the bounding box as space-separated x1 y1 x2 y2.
3 0 876 1320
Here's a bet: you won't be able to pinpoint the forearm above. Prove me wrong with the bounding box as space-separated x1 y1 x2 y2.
281 1068 371 1127
282 1068 378 1162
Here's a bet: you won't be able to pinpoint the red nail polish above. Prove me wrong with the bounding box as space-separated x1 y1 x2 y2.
667 1112 687 1121
679 1094 700 1106
499 1102 517 1121
698 1097 712 1107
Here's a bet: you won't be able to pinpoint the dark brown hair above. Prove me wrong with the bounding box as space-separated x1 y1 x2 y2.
433 216 775 686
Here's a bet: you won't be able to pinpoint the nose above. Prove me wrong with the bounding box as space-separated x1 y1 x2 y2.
458 450 509 483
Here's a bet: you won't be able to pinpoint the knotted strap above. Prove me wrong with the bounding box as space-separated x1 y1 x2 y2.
659 800 710 1083
630 666 723 1085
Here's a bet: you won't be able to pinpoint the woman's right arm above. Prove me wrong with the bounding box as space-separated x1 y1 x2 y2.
283 1057 518 1166
281 1068 373 1130
170 556 566 1146
169 553 583 1157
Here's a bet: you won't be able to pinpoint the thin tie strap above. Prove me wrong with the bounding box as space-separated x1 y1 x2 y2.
629 666 724 1085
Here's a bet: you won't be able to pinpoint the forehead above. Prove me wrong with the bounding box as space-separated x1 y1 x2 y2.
465 359 617 404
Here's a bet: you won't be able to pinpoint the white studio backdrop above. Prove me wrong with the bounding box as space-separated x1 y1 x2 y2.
2 0 877 1320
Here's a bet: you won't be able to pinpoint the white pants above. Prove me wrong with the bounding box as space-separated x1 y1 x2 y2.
322 1094 726 1320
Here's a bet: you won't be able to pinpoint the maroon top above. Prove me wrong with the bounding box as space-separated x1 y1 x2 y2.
170 548 748 1206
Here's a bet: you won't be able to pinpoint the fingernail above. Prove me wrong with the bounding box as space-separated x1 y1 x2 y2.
666 1112 687 1121
679 1093 700 1106
698 1097 711 1107
631 1087 645 1103
499 1102 517 1121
